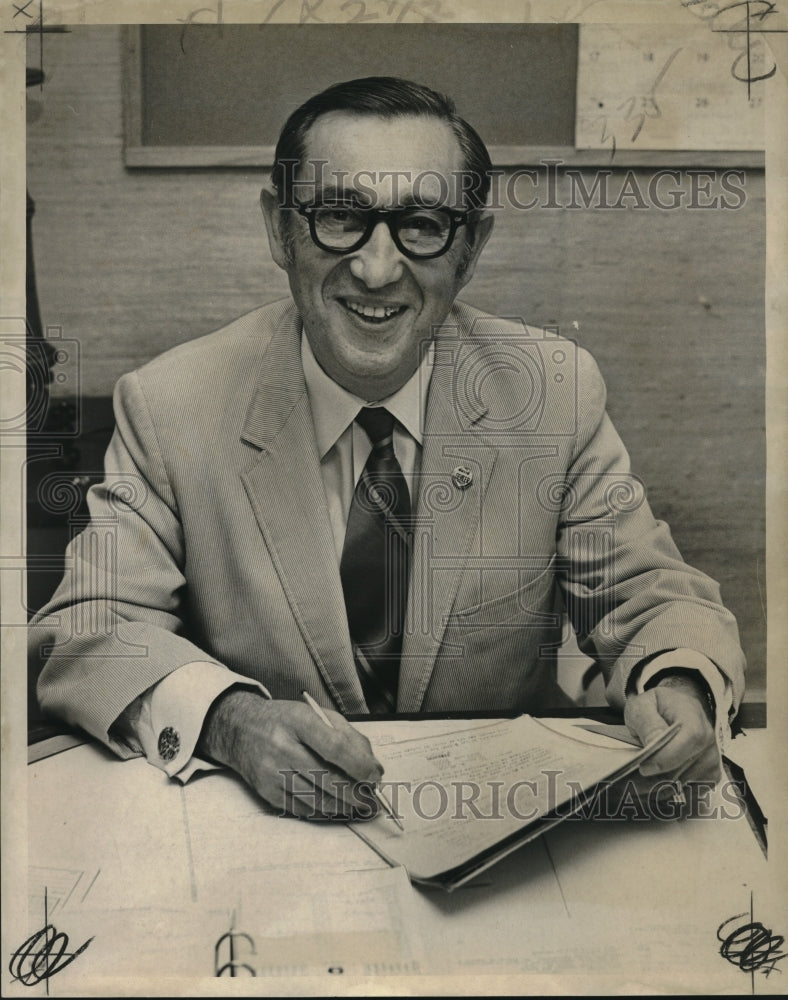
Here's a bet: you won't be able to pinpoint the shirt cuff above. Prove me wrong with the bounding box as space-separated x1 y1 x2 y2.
636 648 733 751
130 661 271 781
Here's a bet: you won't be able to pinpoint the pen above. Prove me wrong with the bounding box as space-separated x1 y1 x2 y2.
300 690 404 830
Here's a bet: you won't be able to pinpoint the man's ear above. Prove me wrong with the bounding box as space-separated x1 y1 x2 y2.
457 211 495 289
260 188 288 270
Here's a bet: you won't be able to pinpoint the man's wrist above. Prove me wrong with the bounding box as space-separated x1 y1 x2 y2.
198 687 266 766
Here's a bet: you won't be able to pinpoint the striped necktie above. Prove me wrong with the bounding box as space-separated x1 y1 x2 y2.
340 407 412 712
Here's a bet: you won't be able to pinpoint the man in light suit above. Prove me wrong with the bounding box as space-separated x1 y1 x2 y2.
32 77 745 818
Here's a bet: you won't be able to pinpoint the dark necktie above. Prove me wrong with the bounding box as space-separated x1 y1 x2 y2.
340 407 412 712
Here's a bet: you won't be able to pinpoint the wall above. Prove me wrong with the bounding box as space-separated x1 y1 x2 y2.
26 26 766 697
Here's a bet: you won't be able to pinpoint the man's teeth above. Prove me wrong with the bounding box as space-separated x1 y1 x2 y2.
344 300 403 319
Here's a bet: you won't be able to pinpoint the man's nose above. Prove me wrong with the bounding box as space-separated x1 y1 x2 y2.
348 221 405 289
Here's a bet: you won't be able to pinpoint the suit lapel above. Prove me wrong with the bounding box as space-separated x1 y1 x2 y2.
398 315 498 712
240 307 366 714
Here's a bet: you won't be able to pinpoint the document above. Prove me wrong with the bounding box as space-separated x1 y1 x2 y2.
351 715 677 889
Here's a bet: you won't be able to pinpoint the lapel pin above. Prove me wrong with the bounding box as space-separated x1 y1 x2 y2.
452 466 473 490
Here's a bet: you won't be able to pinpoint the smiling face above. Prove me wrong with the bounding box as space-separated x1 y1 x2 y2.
261 112 493 400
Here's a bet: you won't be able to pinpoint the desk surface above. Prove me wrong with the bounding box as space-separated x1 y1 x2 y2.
9 720 786 997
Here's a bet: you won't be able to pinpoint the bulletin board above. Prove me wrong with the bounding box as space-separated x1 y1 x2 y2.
123 23 578 167
123 22 765 168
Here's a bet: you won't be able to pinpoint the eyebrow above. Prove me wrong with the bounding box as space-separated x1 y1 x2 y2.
311 185 366 206
310 185 444 209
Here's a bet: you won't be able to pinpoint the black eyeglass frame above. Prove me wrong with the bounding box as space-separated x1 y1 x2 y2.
294 202 471 260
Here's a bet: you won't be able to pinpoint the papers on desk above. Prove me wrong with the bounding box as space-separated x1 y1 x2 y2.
24 746 421 985
351 715 677 889
217 867 421 977
20 724 780 994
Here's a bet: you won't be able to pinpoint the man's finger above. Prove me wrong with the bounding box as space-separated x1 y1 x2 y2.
625 687 716 778
267 762 370 819
319 708 385 782
638 732 705 777
269 738 380 814
624 689 697 776
624 689 670 749
292 704 384 783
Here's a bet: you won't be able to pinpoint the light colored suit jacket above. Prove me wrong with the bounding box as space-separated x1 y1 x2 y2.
32 299 746 753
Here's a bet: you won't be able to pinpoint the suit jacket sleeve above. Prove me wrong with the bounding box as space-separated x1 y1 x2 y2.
557 347 746 713
31 369 226 756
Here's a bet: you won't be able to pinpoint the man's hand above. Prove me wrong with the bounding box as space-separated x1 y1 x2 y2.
197 690 384 819
624 672 721 786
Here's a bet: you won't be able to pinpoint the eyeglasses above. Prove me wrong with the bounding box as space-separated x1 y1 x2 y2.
294 202 470 260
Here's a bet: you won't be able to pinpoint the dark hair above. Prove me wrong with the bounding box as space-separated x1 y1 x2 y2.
271 76 492 210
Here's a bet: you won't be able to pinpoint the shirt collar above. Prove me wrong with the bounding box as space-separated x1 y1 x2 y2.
301 331 433 459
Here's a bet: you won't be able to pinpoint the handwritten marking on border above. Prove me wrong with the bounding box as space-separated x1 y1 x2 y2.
8 887 93 991
9 926 93 988
682 0 787 97
717 892 786 981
